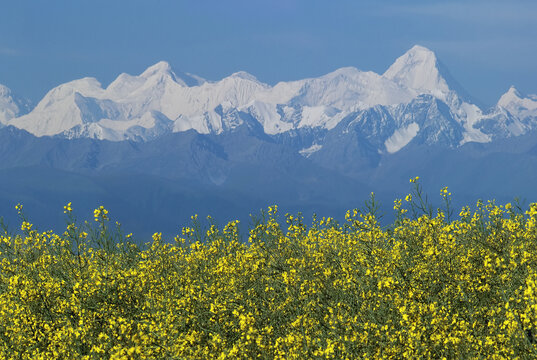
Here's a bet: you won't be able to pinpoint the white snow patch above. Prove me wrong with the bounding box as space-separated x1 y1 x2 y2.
240 100 293 134
173 114 206 133
506 119 526 136
458 103 491 145
98 113 156 131
299 106 328 128
384 122 420 153
299 144 322 157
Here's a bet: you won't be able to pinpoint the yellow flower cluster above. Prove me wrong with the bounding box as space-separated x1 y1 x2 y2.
2 195 537 358
64 202 73 214
94 205 109 221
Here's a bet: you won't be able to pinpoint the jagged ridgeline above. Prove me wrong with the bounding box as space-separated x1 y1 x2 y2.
0 45 537 236
3 45 536 144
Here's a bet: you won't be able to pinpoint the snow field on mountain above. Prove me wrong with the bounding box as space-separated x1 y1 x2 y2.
385 122 420 153
2 45 537 154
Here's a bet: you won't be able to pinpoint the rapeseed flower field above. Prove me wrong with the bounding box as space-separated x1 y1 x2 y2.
3 178 537 359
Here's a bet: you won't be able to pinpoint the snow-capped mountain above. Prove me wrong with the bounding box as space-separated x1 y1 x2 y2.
461 86 537 141
0 85 31 124
384 45 453 100
497 86 537 124
2 45 536 155
2 45 537 236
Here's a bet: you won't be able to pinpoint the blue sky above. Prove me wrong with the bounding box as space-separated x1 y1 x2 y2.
0 0 536 106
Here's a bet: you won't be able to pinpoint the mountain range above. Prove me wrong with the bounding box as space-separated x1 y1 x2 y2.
1 45 537 238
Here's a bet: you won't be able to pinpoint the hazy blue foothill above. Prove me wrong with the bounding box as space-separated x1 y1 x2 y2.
0 122 537 240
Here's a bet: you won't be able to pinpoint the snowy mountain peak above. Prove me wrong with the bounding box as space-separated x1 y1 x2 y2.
0 84 32 123
384 46 438 74
509 85 520 93
0 84 11 97
138 61 209 88
229 71 260 83
141 61 174 78
498 86 523 106
324 67 362 78
383 45 451 99
408 44 436 56
34 77 103 111
497 85 537 124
